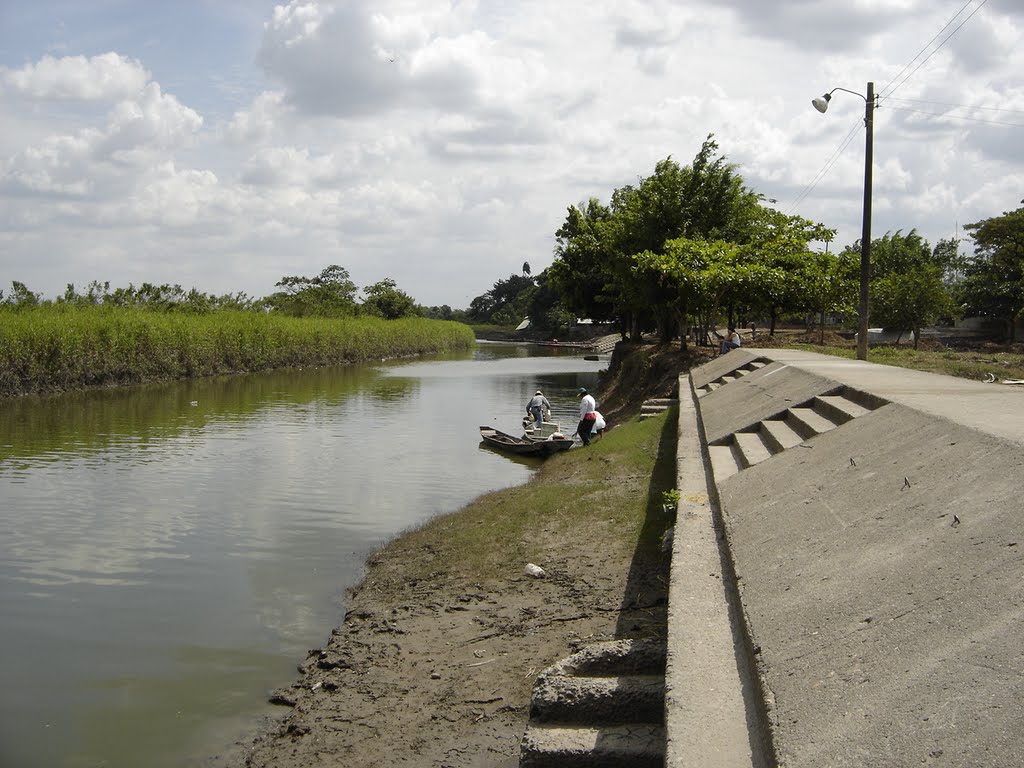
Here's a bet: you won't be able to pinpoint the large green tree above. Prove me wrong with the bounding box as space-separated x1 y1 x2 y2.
361 278 417 319
549 135 763 341
962 206 1024 342
851 230 958 346
264 265 359 318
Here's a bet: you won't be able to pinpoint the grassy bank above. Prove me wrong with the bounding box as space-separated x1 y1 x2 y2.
788 342 1024 381
0 305 475 397
377 407 679 586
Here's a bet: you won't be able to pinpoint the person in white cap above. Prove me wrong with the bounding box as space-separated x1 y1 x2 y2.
526 390 551 428
575 387 597 445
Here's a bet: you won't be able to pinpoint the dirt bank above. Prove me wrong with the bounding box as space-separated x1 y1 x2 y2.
220 343 699 767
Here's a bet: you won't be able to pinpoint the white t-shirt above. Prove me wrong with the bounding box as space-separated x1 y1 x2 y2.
579 394 596 419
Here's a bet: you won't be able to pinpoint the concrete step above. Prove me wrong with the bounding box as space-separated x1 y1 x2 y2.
520 723 665 768
785 406 839 438
544 638 666 677
759 418 805 453
530 674 664 724
733 431 773 468
643 398 677 408
708 443 741 481
814 394 871 424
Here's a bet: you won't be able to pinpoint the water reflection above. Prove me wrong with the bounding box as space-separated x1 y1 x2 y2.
0 342 604 768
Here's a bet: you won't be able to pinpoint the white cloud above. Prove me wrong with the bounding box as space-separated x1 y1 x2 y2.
0 0 1022 307
0 52 149 102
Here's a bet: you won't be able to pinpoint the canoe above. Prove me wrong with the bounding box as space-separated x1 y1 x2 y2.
479 426 574 456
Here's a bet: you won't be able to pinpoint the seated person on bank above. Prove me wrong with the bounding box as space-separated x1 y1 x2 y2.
718 326 742 355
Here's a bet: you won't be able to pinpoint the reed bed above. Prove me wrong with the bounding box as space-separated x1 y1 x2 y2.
0 306 476 397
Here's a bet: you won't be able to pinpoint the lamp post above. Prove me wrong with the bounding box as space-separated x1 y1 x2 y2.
812 82 875 361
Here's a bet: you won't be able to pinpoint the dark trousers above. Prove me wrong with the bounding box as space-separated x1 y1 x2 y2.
577 417 594 445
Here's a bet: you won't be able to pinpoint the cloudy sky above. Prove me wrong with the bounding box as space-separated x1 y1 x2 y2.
1 0 1021 309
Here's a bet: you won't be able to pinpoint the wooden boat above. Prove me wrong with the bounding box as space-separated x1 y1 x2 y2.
479 425 574 456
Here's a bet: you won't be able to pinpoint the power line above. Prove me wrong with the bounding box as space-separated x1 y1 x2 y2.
790 0 992 216
877 0 979 99
881 0 991 101
785 118 861 214
886 105 1024 129
884 96 1024 117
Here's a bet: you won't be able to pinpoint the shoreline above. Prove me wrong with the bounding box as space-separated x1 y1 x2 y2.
222 392 680 766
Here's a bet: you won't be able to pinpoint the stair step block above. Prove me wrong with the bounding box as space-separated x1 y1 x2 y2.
531 675 665 725
708 443 740 481
733 431 773 467
521 724 665 768
814 395 871 423
760 419 805 453
786 407 838 438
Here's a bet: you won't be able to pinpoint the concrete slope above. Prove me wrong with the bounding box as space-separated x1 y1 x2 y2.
696 349 1024 767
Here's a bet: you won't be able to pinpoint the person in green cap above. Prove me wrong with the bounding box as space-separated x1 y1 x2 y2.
575 387 597 446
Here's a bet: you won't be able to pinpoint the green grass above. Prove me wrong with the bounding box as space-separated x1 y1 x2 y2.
0 305 475 396
368 410 678 586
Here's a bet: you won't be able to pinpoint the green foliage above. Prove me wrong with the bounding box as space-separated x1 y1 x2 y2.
264 264 359 318
0 305 475 397
872 264 958 347
962 206 1024 341
361 278 417 319
468 273 536 325
1 281 42 308
54 280 260 313
549 136 781 341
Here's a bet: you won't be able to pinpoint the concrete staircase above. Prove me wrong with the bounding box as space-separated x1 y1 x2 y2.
520 638 666 767
639 398 677 421
707 386 885 481
696 359 769 396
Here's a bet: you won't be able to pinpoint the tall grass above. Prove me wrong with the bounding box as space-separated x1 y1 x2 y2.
0 305 475 396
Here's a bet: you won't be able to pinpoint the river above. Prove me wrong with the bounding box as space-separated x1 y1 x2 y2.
0 341 604 768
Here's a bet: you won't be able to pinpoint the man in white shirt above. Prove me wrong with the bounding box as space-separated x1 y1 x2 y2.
575 387 597 446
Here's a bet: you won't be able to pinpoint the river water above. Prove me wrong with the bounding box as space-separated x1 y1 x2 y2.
0 342 603 768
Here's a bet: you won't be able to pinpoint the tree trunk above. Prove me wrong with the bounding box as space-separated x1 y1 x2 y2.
819 311 825 345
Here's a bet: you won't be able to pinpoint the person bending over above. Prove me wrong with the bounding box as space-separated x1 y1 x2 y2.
575 387 597 446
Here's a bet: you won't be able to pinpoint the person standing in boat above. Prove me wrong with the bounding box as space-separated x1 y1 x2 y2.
526 390 551 428
575 387 598 446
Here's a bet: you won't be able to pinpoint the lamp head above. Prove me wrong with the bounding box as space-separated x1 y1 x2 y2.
812 93 832 113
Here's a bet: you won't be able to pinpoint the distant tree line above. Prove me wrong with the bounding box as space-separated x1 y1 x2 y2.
1 265 467 324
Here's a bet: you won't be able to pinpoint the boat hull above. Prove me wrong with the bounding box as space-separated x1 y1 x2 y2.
479 426 573 457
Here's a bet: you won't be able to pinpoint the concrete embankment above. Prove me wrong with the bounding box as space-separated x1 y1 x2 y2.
667 348 1024 767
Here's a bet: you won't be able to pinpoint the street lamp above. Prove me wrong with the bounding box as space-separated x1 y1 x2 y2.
812 82 876 361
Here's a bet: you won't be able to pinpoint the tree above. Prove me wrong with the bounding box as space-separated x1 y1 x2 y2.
548 198 618 327
798 249 858 344
962 206 1024 341
264 265 359 318
361 278 417 319
2 281 41 308
873 264 958 348
467 274 536 325
858 230 957 345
